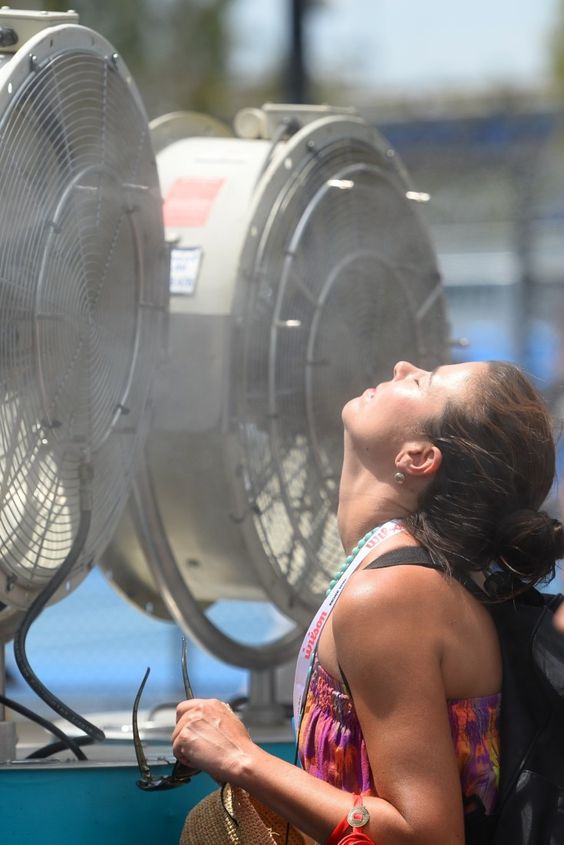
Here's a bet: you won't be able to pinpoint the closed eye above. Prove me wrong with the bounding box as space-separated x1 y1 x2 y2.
428 366 439 388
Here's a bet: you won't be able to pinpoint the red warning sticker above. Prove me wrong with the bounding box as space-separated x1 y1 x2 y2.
163 177 225 228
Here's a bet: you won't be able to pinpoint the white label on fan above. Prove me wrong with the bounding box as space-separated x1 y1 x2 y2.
170 247 202 295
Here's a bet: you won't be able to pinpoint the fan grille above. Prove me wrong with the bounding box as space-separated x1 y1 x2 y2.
0 46 164 595
238 137 446 607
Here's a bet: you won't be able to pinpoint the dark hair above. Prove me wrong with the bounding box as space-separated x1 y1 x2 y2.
406 361 564 589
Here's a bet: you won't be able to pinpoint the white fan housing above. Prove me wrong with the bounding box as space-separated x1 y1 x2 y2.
102 105 448 656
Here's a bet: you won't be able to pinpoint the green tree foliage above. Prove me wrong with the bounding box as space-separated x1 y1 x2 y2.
550 0 564 100
5 0 233 119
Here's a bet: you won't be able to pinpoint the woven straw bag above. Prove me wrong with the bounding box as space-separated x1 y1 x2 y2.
180 783 305 845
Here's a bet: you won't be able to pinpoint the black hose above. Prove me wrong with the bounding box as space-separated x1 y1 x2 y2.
12 462 105 753
254 117 301 186
26 735 95 760
0 692 88 760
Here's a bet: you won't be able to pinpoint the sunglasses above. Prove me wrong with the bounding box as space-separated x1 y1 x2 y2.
133 638 200 791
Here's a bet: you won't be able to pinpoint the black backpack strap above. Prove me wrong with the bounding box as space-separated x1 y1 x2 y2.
366 546 488 601
366 546 438 570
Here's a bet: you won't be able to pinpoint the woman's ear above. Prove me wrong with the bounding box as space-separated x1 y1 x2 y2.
395 441 442 479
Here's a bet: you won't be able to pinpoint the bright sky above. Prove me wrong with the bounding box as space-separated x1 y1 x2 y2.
228 0 560 94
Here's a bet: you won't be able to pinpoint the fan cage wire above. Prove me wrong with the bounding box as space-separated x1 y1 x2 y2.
237 137 444 605
0 46 164 594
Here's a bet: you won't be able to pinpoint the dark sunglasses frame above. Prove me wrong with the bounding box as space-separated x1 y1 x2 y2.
133 638 200 791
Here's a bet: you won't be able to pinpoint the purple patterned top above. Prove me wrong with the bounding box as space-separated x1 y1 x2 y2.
298 655 500 815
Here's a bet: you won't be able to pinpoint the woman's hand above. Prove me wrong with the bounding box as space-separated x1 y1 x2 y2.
172 698 256 783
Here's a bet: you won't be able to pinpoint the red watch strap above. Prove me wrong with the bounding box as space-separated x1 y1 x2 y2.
326 816 351 845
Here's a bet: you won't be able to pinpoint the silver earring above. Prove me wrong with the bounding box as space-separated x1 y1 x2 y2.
393 471 406 485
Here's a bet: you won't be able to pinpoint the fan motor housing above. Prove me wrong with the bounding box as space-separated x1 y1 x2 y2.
0 9 79 57
103 105 448 627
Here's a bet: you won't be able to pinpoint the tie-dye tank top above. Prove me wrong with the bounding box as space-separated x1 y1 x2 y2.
298 654 501 816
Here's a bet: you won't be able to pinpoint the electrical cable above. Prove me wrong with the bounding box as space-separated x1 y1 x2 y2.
253 117 301 186
12 462 105 758
0 692 89 760
26 735 95 760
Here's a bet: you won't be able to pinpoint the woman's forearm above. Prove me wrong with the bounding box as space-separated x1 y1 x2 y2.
233 743 416 845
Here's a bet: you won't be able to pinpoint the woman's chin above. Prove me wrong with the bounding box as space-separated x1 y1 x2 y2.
341 396 359 424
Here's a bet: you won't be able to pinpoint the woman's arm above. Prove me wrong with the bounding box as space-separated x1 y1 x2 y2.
173 697 416 844
332 564 465 844
172 565 465 845
555 602 564 632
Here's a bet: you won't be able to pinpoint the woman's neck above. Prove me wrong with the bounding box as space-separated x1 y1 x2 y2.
337 437 419 553
337 474 409 554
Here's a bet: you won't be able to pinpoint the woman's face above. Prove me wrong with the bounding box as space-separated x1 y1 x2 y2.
342 360 487 461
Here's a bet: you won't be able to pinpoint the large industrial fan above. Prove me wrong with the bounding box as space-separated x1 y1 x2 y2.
101 104 449 670
0 6 165 724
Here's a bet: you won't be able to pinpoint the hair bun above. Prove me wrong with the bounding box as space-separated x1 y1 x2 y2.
494 509 562 585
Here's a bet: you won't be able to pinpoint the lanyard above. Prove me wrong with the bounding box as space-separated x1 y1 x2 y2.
293 519 407 730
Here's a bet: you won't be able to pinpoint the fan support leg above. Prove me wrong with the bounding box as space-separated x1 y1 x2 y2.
0 644 17 762
242 668 287 727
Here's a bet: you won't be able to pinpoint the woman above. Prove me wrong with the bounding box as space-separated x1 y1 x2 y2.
172 360 563 845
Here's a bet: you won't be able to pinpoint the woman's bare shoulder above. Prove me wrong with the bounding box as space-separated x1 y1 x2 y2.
336 558 450 625
332 564 446 668
333 555 501 699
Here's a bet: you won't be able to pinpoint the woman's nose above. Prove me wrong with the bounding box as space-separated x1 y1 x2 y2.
393 361 417 380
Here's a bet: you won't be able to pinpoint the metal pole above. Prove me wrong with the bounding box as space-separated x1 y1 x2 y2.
0 641 17 762
0 642 4 721
243 668 287 727
512 151 536 370
288 0 309 104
